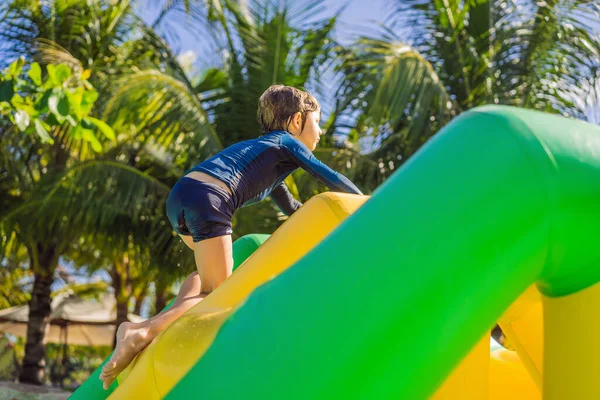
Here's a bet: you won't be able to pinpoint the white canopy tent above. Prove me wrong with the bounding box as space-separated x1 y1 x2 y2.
0 293 144 347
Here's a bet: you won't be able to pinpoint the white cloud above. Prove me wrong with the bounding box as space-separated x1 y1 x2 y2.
177 50 198 76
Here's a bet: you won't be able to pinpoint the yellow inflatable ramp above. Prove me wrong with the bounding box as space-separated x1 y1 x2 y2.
109 193 368 399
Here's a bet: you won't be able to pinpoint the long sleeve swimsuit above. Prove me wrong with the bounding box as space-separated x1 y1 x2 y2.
185 129 363 216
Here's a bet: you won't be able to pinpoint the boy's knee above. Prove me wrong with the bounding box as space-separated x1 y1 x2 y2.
200 286 215 295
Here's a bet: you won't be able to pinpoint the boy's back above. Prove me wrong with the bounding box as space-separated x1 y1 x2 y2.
186 129 361 212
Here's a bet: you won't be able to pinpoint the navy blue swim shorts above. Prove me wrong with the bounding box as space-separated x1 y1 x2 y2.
166 177 235 242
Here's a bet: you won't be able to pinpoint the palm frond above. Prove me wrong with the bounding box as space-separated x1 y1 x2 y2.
50 281 110 301
334 35 457 159
390 0 600 117
509 0 599 117
0 245 32 309
103 69 222 163
1 160 170 246
33 38 83 75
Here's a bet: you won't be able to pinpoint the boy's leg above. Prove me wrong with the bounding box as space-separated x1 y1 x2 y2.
99 234 233 389
194 234 233 294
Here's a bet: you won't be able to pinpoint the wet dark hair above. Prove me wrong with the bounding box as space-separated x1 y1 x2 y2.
257 84 320 134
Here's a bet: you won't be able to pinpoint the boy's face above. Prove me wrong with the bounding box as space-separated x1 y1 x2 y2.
292 111 323 151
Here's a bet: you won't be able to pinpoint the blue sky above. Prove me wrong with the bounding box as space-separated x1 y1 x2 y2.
137 0 389 45
133 1 599 122
131 0 391 128
135 0 389 70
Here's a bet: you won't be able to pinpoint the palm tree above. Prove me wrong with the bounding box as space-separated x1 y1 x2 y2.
0 0 217 383
330 0 600 191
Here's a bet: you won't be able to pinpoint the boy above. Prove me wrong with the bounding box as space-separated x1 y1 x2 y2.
100 85 362 389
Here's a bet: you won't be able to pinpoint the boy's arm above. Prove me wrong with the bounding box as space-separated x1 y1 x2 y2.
282 135 363 195
270 182 303 216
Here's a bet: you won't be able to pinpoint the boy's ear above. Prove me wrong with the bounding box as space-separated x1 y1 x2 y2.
292 112 302 127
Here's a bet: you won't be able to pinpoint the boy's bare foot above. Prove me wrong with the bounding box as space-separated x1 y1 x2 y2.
99 321 152 390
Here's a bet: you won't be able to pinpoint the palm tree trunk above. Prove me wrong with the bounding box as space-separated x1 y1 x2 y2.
19 245 58 384
132 299 143 316
110 255 131 348
113 300 129 348
132 286 147 316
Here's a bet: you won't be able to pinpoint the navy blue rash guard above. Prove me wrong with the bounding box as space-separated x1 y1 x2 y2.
185 130 362 215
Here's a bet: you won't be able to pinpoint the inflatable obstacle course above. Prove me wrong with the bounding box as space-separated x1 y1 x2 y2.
73 105 600 399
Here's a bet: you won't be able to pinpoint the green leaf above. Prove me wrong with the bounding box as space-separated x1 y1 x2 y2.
12 94 37 118
66 87 84 119
55 64 72 85
11 93 24 107
14 110 30 131
58 94 70 116
195 68 229 93
0 80 15 103
46 64 58 88
47 89 69 118
71 124 82 139
34 119 54 144
45 113 61 126
29 62 42 86
81 90 99 115
87 116 115 141
81 118 95 130
82 129 102 152
7 57 25 79
48 93 63 121
34 89 52 113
